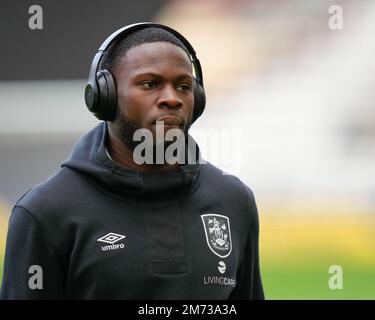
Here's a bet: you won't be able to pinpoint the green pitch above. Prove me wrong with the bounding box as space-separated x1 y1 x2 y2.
262 263 375 299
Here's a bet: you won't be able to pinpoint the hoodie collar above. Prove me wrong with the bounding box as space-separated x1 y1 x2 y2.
61 122 201 199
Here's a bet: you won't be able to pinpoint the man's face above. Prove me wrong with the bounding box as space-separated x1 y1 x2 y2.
112 42 194 150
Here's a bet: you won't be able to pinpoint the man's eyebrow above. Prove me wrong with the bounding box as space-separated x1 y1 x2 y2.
132 72 193 81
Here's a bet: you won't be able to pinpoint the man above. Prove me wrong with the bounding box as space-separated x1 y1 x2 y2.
0 23 264 299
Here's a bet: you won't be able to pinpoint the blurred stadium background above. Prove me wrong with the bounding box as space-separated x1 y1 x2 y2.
1 0 374 299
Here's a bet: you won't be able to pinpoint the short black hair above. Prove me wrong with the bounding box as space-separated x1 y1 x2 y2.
99 27 191 74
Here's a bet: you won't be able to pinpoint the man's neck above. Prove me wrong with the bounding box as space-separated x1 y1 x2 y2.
106 125 179 173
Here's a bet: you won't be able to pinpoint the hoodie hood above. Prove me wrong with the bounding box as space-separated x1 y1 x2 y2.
61 122 201 199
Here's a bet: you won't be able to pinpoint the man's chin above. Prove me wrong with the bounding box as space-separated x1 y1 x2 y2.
116 112 191 155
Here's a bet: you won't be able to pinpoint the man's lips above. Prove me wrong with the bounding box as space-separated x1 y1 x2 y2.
154 116 183 126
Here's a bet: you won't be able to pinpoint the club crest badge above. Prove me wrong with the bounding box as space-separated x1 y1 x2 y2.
201 214 232 258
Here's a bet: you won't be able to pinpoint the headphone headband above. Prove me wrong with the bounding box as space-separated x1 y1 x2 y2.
90 22 203 86
99 22 196 55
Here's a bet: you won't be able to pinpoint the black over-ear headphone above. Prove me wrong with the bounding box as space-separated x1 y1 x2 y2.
85 22 206 122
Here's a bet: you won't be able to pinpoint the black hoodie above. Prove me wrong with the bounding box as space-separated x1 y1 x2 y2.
0 122 264 299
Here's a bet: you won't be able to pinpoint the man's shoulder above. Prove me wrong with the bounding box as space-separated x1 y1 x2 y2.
199 162 255 202
15 167 86 219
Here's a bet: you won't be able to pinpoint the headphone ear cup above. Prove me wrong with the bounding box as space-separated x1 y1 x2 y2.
85 82 98 114
96 71 109 120
192 80 206 122
95 70 117 121
101 70 117 121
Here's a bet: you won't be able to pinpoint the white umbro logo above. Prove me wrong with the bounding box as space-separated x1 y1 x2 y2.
97 232 126 244
97 233 126 251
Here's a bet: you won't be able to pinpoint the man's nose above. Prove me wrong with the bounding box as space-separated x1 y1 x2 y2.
157 84 183 110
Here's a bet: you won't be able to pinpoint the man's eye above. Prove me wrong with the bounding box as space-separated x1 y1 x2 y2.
177 84 192 92
141 81 157 89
